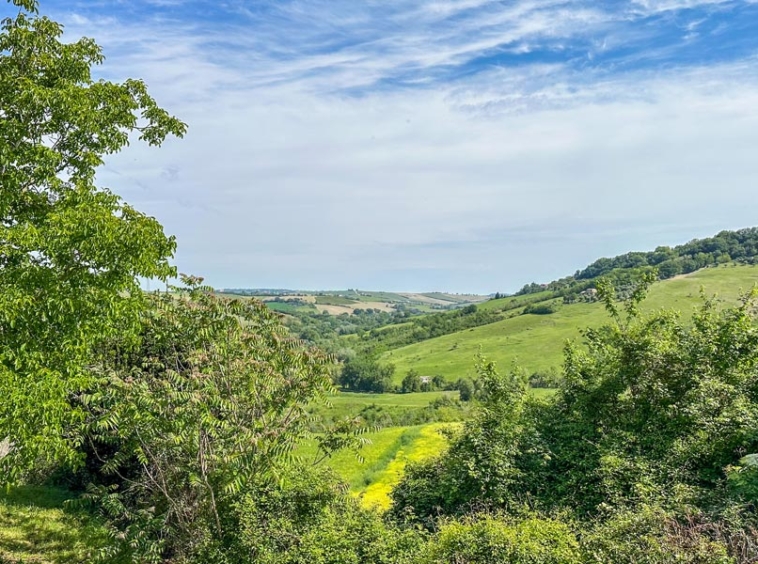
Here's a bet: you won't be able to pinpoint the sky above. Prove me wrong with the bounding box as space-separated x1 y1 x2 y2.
13 0 758 293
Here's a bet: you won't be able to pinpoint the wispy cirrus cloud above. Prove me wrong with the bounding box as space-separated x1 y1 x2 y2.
11 0 758 291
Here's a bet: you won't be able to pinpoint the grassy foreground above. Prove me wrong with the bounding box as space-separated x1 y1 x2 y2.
383 265 758 382
0 487 114 564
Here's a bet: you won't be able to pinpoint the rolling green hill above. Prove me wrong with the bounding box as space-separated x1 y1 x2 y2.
382 265 758 382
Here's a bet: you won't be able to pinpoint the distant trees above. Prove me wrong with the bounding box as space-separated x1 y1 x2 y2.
357 305 500 354
339 356 395 393
456 378 475 402
401 369 422 393
576 228 758 280
522 302 559 315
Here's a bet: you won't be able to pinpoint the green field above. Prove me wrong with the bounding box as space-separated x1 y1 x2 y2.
383 265 758 382
298 422 455 510
318 390 458 418
314 295 359 306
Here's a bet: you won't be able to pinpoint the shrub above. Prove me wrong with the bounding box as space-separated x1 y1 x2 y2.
581 506 735 564
422 515 581 564
523 302 559 315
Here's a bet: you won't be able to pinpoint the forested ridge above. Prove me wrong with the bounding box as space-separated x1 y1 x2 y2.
2 2 758 562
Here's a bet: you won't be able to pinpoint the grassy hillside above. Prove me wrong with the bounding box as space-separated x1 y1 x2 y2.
318 390 459 420
383 265 758 382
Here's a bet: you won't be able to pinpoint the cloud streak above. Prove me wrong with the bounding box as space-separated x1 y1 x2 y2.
13 0 758 292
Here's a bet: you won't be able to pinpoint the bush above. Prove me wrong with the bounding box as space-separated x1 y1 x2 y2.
78 279 336 562
421 515 581 564
219 466 423 564
529 368 562 388
523 302 559 315
581 506 735 564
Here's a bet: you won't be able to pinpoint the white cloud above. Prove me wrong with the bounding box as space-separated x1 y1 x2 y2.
46 0 758 291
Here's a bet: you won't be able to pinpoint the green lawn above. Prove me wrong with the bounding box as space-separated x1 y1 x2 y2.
383 265 758 382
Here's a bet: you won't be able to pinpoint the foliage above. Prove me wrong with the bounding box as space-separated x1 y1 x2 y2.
0 0 186 479
78 278 338 562
339 355 395 393
391 278 758 564
390 358 543 526
421 515 581 564
401 369 422 393
542 282 758 513
523 302 560 315
576 228 758 280
528 368 562 388
581 505 735 564
356 305 501 355
726 454 758 502
455 378 475 402
211 465 423 564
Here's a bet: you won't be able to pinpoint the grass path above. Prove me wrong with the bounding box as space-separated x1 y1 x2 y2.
298 422 456 510
360 423 452 510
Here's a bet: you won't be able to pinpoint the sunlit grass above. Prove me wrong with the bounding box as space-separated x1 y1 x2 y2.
0 486 116 564
360 422 454 510
383 265 758 382
299 422 457 509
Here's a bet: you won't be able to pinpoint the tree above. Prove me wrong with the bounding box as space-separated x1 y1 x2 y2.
80 279 337 561
432 374 446 390
401 369 421 393
456 378 475 402
338 356 394 393
0 0 186 479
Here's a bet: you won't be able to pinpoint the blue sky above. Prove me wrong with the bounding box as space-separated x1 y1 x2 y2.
13 0 758 292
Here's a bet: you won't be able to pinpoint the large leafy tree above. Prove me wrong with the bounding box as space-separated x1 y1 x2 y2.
0 0 186 478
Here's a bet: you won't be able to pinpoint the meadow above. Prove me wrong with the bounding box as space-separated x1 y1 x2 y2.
297 422 455 510
383 265 758 382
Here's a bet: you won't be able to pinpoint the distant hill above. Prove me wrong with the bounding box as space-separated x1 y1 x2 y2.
381 264 758 382
216 288 489 316
512 226 758 298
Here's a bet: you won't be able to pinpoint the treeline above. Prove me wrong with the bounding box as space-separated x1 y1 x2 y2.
283 303 502 359
517 227 758 297
286 308 400 348
577 227 758 279
353 304 501 354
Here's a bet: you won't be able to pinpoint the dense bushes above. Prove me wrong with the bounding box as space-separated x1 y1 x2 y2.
390 279 758 562
212 467 422 564
75 279 348 562
581 506 736 564
420 516 582 564
523 302 560 315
